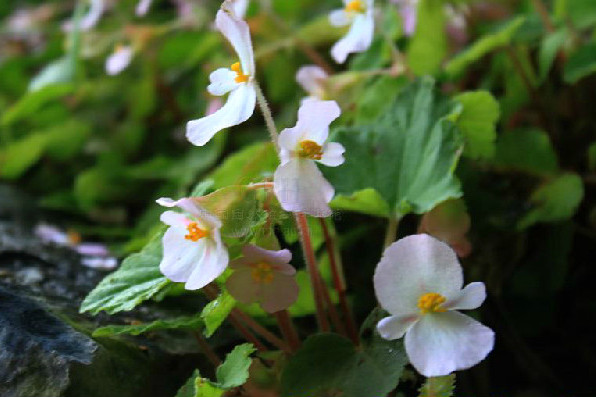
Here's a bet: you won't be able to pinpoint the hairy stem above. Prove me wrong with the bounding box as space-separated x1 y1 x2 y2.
384 217 400 248
274 310 301 352
254 81 280 152
192 330 222 367
320 218 359 345
233 308 291 353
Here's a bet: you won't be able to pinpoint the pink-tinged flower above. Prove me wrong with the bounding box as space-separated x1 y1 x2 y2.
418 199 472 258
157 197 229 290
374 234 494 377
226 245 298 313
136 0 153 17
391 0 418 36
273 99 345 217
105 45 133 75
186 5 256 146
296 65 328 100
329 0 375 63
63 0 104 32
230 0 249 19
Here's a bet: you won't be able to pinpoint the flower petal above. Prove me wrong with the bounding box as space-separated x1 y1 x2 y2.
377 314 419 340
278 125 303 163
136 0 153 16
185 232 229 290
273 158 334 217
215 9 255 76
186 83 256 146
319 142 346 167
105 46 133 76
226 268 259 304
157 197 222 229
261 273 299 313
160 226 204 283
295 99 341 144
445 282 486 311
231 0 249 18
207 67 239 96
331 13 374 64
296 65 328 97
329 9 350 27
405 311 494 377
373 234 464 316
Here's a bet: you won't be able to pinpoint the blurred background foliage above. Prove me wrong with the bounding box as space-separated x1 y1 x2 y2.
1 0 596 396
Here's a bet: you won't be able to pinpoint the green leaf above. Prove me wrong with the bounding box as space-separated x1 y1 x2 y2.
445 17 525 78
407 0 447 76
44 119 92 161
92 314 203 337
564 43 596 84
201 290 236 337
538 29 567 82
355 75 406 123
80 231 170 315
175 370 224 397
330 188 391 218
0 133 49 179
1 83 74 127
216 343 257 388
518 174 584 229
419 374 456 397
208 142 278 189
494 129 559 176
453 91 500 160
565 0 596 29
325 78 463 217
29 57 75 92
281 333 407 397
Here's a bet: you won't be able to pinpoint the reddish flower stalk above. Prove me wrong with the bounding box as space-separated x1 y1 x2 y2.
274 310 301 352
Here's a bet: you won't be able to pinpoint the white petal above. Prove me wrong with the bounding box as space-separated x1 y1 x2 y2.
377 314 419 340
80 0 104 30
215 9 255 76
159 210 189 227
186 83 256 146
329 9 350 27
261 273 299 313
295 99 341 144
278 125 303 160
273 158 334 217
446 282 486 311
136 0 153 16
232 0 249 18
319 142 345 167
185 236 229 290
331 13 374 64
226 268 259 304
207 68 239 96
157 197 222 229
373 234 463 316
160 226 204 283
296 65 328 97
405 311 494 377
105 46 133 76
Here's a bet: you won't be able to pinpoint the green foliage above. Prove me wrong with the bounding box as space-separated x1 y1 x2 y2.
445 17 525 78
1 84 74 127
80 231 169 315
453 91 500 160
0 133 49 179
494 129 559 176
518 174 584 229
418 374 456 397
538 29 567 82
201 290 236 337
175 344 256 397
564 43 596 84
326 78 463 217
330 188 390 218
281 332 407 397
92 314 203 337
408 0 447 76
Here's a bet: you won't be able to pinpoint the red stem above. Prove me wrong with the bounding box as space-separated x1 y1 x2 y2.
274 310 301 352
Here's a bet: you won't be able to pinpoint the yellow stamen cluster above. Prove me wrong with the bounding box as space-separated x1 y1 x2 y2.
298 140 323 160
231 62 249 83
417 292 447 314
251 262 274 284
185 222 208 242
345 0 365 13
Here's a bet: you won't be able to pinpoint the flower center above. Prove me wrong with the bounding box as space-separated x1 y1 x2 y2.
297 140 323 160
417 292 447 314
251 262 274 284
231 62 249 83
345 0 365 13
185 222 208 242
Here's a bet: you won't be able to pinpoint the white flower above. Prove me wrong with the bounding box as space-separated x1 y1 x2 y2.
136 0 153 17
273 99 345 217
186 7 256 146
296 65 328 100
329 0 375 63
230 0 249 19
157 197 229 290
105 45 133 75
63 0 104 32
373 234 494 377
